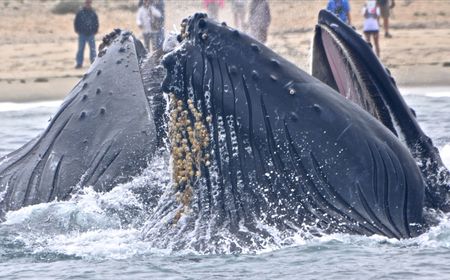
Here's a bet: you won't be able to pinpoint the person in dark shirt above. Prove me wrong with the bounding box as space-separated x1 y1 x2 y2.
74 0 99 69
377 0 395 38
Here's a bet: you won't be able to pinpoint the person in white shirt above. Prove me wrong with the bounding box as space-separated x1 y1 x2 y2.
362 0 381 57
136 0 162 51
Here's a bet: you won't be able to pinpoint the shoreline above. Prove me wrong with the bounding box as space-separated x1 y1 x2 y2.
0 77 79 103
1 1 449 103
0 65 448 103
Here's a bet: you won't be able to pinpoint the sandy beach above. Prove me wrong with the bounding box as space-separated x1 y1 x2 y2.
0 0 449 102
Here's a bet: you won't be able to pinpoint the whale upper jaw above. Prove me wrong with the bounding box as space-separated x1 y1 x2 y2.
312 10 400 135
0 30 162 217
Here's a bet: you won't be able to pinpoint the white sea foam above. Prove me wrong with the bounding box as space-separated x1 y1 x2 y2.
3 185 145 259
401 87 450 98
4 177 450 259
0 101 61 112
3 143 450 258
1 155 171 259
441 144 450 169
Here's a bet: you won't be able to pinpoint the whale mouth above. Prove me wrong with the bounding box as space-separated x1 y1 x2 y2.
312 11 398 136
312 25 364 106
312 23 389 121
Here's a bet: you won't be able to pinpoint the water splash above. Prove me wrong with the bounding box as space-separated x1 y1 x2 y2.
2 145 450 258
441 145 450 168
3 180 450 259
0 154 170 260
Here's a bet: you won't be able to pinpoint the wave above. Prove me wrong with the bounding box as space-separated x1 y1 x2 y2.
401 87 450 98
0 101 61 112
4 189 450 260
441 145 450 169
3 160 450 259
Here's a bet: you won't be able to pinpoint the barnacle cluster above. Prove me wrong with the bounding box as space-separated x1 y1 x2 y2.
168 94 212 223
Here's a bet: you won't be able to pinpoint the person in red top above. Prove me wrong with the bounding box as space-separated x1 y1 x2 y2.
203 0 224 20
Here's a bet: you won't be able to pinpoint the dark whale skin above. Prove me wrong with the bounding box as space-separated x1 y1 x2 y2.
162 13 426 239
0 30 157 217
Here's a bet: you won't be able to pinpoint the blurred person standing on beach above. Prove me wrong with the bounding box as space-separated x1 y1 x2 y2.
203 0 224 20
377 0 395 38
326 0 351 25
231 0 246 29
153 0 165 52
362 0 381 57
136 0 162 52
74 0 99 69
248 0 271 44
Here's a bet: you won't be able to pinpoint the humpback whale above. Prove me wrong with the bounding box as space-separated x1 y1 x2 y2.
312 10 450 211
0 30 163 217
0 12 449 247
155 13 426 243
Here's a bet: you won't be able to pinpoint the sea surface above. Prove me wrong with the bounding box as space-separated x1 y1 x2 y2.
0 87 449 279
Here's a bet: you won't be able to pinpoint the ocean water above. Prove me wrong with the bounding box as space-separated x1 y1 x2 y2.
0 87 449 279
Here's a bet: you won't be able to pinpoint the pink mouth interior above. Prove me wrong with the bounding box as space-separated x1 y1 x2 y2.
321 30 362 106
